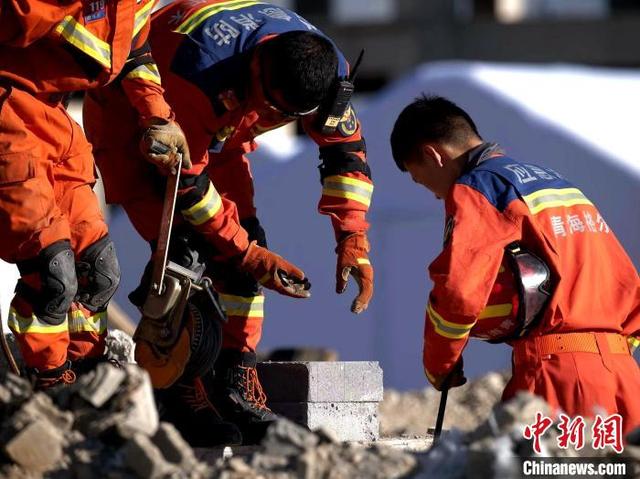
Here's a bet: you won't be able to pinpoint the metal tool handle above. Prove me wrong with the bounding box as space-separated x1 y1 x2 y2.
433 386 448 444
0 307 20 376
149 138 170 155
148 141 182 297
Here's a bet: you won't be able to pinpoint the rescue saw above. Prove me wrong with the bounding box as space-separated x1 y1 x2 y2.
134 141 226 384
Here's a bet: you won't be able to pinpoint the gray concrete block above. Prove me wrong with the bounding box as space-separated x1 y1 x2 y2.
77 363 127 408
269 402 379 442
122 433 176 479
4 421 64 473
153 422 198 468
257 361 383 403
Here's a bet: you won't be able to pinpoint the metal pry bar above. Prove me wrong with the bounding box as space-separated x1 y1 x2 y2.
148 140 182 296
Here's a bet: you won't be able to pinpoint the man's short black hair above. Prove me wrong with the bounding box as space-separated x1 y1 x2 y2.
390 95 481 172
263 31 338 112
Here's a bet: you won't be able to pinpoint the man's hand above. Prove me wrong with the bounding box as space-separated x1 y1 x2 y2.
238 241 311 299
140 118 192 171
335 232 374 314
425 359 467 392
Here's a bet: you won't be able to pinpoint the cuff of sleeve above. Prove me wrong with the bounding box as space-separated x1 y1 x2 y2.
137 98 174 124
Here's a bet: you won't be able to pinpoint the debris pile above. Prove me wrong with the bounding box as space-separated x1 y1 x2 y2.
0 364 211 478
0 331 637 478
204 419 418 479
380 371 509 437
416 392 640 478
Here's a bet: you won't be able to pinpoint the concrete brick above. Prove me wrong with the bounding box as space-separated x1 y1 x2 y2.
4 421 64 473
153 422 198 467
269 402 379 442
78 363 127 408
116 365 159 438
257 361 383 403
123 433 175 479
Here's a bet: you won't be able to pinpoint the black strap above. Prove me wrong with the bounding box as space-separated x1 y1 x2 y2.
119 53 155 78
177 173 211 210
129 42 152 58
318 139 371 183
319 139 366 157
115 42 156 82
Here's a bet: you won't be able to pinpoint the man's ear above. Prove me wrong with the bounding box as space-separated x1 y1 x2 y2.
421 144 444 168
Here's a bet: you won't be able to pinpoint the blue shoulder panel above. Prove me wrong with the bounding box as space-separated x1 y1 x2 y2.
171 3 349 99
458 156 574 212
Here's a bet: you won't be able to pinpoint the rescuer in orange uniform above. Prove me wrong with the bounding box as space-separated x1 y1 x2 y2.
83 0 374 443
0 0 189 388
390 95 640 437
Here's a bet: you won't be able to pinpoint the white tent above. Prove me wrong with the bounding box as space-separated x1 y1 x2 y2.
2 62 639 390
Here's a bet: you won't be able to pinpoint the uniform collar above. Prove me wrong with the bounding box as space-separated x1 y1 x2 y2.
463 142 505 173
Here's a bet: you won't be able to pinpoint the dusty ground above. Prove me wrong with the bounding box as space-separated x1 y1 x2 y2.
380 372 510 437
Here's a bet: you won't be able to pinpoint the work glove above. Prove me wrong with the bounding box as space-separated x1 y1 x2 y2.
425 358 467 392
335 232 374 314
140 118 192 171
238 241 311 299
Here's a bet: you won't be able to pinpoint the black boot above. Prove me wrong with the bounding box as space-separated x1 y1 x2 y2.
211 350 278 444
28 360 77 390
155 376 243 447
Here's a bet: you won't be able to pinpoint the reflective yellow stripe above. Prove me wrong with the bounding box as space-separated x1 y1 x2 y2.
7 308 68 334
125 63 161 85
133 0 154 37
478 303 513 319
175 0 263 34
322 175 373 207
427 302 475 340
68 310 107 334
522 187 593 214
323 189 371 207
324 175 374 192
219 293 264 318
55 16 111 68
181 182 223 226
629 336 640 354
356 258 370 265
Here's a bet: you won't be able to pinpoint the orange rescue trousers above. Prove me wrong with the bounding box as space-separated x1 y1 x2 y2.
504 332 640 437
0 86 108 370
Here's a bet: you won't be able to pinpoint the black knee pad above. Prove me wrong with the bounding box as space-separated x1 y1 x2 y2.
16 240 78 325
75 235 121 312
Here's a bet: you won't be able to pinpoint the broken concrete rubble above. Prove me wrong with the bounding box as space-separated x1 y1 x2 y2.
0 330 638 478
412 392 640 479
0 363 212 478
200 417 419 479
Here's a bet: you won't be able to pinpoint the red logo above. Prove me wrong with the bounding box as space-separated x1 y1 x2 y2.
524 412 624 454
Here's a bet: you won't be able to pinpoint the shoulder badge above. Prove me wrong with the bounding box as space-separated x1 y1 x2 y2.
336 104 358 137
